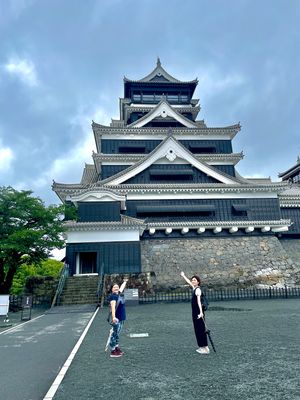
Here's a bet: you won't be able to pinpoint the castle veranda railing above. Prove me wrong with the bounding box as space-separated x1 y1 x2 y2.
138 286 300 304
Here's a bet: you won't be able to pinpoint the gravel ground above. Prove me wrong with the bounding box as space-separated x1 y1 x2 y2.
53 299 300 400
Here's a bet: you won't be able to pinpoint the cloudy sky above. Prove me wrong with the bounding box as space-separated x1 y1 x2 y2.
1 0 300 206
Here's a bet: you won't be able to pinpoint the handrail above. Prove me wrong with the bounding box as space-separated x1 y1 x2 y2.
51 263 70 308
96 263 106 307
99 274 108 308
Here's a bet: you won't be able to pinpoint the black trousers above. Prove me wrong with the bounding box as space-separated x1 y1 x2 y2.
193 317 208 347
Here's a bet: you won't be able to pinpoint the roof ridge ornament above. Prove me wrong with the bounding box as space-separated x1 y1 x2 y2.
157 57 161 67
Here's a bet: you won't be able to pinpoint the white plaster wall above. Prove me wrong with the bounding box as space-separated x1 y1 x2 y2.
66 229 140 243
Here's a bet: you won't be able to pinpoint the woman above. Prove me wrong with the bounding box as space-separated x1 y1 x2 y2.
108 278 128 358
180 271 209 354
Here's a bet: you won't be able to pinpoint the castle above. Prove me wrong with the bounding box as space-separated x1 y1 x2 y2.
53 60 300 288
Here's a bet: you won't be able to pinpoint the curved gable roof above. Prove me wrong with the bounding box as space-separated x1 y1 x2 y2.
100 135 242 186
124 58 198 84
127 99 198 128
278 157 300 180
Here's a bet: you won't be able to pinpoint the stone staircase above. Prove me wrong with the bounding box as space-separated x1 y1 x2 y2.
59 275 99 305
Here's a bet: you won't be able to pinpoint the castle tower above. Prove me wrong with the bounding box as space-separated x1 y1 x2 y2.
53 60 296 286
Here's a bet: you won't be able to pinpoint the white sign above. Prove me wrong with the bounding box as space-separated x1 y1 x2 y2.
129 333 149 338
0 295 9 316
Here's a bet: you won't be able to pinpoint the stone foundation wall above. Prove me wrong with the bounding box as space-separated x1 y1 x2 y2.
141 236 300 289
103 273 154 297
279 238 300 266
25 276 59 297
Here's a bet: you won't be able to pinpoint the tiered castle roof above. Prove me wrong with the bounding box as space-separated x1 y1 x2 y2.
53 60 291 235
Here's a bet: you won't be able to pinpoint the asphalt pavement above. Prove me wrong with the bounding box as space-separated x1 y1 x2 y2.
0 305 96 400
1 300 300 400
53 299 300 400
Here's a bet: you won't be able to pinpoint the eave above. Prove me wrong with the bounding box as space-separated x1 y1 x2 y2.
146 219 291 233
63 218 291 236
278 158 300 179
102 181 288 195
123 103 201 122
53 179 288 202
93 152 244 166
279 191 300 207
64 215 146 235
92 122 241 140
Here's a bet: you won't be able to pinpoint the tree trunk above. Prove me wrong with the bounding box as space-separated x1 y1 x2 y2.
0 260 8 294
0 262 17 294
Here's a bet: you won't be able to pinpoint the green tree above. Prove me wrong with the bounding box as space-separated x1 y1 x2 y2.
0 187 65 294
35 259 64 276
11 259 64 295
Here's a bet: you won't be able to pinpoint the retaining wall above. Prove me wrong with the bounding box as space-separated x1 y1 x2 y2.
141 236 300 289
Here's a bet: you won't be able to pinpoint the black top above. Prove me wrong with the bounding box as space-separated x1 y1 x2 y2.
191 287 201 319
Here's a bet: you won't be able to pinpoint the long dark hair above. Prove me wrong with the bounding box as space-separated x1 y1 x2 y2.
191 275 201 286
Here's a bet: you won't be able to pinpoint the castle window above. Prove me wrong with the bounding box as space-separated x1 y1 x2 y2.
119 144 146 153
143 94 154 102
136 204 215 217
180 95 188 102
189 144 217 153
167 94 179 103
232 204 248 217
133 94 141 101
149 168 193 180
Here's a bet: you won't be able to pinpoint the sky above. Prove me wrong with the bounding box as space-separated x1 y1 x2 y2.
1 0 300 207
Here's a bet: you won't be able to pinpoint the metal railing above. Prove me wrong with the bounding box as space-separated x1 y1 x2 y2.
139 286 300 304
51 263 70 307
96 263 106 307
9 295 51 311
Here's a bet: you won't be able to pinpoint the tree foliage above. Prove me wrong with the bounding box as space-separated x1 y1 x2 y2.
0 187 65 294
11 259 64 295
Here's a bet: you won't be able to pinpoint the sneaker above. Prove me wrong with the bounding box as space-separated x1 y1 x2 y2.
196 347 210 354
110 349 122 358
116 346 124 355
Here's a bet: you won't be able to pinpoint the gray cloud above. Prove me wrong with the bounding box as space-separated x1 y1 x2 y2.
0 0 300 203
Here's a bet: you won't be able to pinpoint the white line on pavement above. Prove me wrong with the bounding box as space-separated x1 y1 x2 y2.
43 307 99 400
0 314 45 335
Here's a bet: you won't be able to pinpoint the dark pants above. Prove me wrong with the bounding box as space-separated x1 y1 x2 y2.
193 317 208 347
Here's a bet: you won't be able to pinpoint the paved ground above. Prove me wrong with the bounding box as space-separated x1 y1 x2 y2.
0 306 47 333
52 299 300 400
0 306 96 400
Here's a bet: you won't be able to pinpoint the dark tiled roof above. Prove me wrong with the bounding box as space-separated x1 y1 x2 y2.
124 58 198 85
80 164 98 185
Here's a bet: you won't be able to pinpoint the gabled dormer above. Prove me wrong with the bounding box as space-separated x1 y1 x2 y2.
100 135 241 186
127 99 198 128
